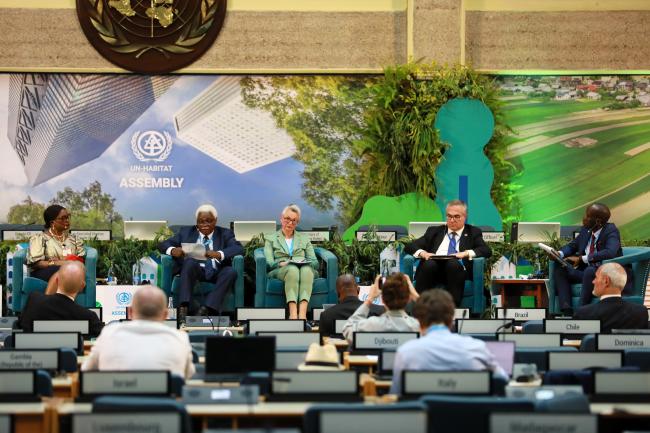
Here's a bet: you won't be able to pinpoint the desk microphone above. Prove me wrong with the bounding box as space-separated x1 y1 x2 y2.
495 321 513 333
457 309 468 334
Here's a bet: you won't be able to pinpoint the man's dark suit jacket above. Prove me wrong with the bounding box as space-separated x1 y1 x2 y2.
319 296 385 337
403 224 491 279
18 292 103 337
574 297 648 333
158 226 244 275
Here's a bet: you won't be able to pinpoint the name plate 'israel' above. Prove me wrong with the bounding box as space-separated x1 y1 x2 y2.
80 371 170 397
490 414 597 433
547 352 622 371
543 319 600 334
594 371 650 396
73 413 181 433
497 308 547 321
0 350 59 370
403 371 491 396
597 334 650 350
498 333 561 348
353 332 418 350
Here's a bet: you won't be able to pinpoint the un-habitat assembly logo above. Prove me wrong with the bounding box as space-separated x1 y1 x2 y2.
120 129 184 189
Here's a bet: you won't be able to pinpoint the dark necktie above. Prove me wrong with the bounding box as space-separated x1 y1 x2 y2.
447 232 457 255
588 233 597 256
203 235 215 280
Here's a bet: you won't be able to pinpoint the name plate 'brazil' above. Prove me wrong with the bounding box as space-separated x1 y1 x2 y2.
77 0 227 73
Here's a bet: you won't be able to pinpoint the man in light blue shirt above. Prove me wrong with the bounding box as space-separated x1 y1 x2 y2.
391 289 507 394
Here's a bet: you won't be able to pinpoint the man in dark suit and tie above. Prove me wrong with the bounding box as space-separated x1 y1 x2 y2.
18 261 103 337
551 203 629 315
404 200 491 306
574 262 647 333
158 204 243 322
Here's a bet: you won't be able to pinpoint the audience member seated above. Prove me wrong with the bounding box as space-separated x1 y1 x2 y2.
403 199 491 306
342 273 419 343
319 274 384 337
82 285 195 379
574 262 648 333
27 204 85 295
550 202 629 315
18 261 102 337
390 289 507 394
264 204 318 320
158 204 243 323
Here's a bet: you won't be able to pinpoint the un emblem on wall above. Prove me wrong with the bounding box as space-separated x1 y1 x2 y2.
131 130 173 162
77 0 227 73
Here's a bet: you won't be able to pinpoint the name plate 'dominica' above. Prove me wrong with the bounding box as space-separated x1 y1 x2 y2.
72 413 180 433
597 334 650 350
0 350 58 370
490 413 597 433
497 308 547 321
353 332 419 350
543 319 600 334
403 371 491 396
80 371 169 396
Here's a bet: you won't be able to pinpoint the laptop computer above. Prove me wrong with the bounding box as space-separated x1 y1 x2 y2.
484 341 515 377
204 336 276 382
123 221 167 241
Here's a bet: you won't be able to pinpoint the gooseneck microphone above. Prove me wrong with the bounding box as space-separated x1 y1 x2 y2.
495 321 513 334
457 309 468 334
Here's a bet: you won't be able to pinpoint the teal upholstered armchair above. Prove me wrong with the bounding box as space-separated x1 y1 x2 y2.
159 254 244 311
11 244 98 313
401 254 486 314
547 246 650 314
254 247 338 309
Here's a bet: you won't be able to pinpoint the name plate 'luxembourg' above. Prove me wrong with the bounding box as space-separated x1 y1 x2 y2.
0 350 58 370
72 413 180 433
403 371 491 396
497 308 547 321
597 334 650 350
490 414 597 433
353 332 419 350
543 319 600 334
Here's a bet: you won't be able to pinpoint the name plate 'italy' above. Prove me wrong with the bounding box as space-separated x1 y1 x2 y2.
497 308 547 321
597 334 650 350
403 371 491 396
490 414 597 433
73 413 180 433
80 371 170 397
353 332 419 350
0 350 58 370
543 319 600 334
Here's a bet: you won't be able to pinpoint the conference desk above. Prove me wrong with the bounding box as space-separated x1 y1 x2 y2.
0 402 51 433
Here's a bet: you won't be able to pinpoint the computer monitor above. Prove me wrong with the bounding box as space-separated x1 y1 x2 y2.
233 221 276 243
205 336 276 375
123 220 167 241
485 341 515 377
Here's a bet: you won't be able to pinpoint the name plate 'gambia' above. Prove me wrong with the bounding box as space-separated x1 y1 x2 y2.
497 308 547 321
353 332 419 350
597 334 650 350
73 413 181 433
403 371 491 396
0 350 58 370
490 414 597 433
543 319 600 334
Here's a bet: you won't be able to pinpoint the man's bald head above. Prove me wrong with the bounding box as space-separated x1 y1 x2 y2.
584 202 611 230
131 285 167 321
56 261 86 297
336 274 358 301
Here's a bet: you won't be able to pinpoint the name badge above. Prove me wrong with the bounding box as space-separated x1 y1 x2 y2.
497 308 547 320
80 371 170 396
353 332 418 350
597 334 650 350
403 371 491 396
490 414 596 433
543 319 600 334
72 413 181 433
0 350 59 370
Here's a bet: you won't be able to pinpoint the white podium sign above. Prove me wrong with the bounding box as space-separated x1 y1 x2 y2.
96 285 138 322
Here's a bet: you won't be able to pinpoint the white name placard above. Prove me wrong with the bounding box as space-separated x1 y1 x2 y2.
96 285 138 323
237 308 286 321
272 371 357 394
81 371 169 396
454 309 470 319
353 332 418 350
403 371 491 395
456 319 514 334
547 352 621 370
498 333 561 348
313 308 324 321
303 231 330 242
497 308 547 321
257 332 320 350
0 350 58 370
543 319 600 334
597 334 650 350
490 414 596 433
73 413 180 433
595 371 650 395
33 320 89 334
0 371 34 394
248 320 305 334
483 231 505 242
335 320 346 334
70 230 111 241
14 332 80 352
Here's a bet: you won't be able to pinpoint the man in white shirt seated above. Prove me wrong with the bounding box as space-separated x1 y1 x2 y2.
391 289 506 394
82 285 195 379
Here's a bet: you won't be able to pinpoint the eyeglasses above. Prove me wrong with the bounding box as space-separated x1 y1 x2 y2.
282 216 298 224
55 215 71 221
446 214 464 221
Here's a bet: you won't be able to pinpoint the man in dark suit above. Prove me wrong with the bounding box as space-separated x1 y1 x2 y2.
551 203 629 315
319 274 384 337
404 200 491 306
18 261 103 337
574 262 647 333
158 204 243 322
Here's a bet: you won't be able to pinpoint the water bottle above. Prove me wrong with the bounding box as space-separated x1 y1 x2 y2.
132 262 141 286
353 262 361 284
107 263 117 285
167 296 176 320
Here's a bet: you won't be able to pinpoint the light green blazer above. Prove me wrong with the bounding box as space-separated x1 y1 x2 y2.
264 230 319 275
